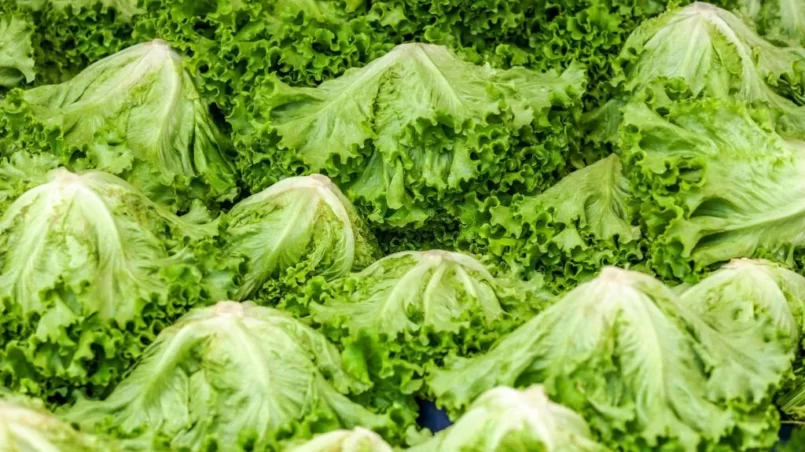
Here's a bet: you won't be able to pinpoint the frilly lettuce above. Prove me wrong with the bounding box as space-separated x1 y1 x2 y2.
219 174 380 303
0 40 237 210
287 250 549 394
65 301 417 450
620 98 805 279
0 15 35 88
429 267 783 451
0 168 215 401
409 385 608 452
729 0 805 46
236 42 586 230
459 154 643 290
613 2 805 136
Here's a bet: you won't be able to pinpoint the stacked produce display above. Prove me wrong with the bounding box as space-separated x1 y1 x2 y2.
2 0 805 450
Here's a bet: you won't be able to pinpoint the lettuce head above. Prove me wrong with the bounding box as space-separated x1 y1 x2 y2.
65 301 416 450
410 385 608 452
0 40 237 210
290 250 549 394
285 428 392 452
221 174 380 303
0 168 214 401
428 267 784 451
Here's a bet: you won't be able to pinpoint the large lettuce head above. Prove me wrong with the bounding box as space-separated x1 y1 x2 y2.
236 42 586 228
428 267 784 451
0 168 213 400
620 98 805 279
0 15 35 88
297 250 548 391
615 2 805 135
0 389 113 451
65 301 416 450
222 174 380 303
411 385 607 452
0 40 237 209
285 428 392 452
459 154 643 290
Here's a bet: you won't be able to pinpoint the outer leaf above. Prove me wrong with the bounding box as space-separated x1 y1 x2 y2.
65 301 416 451
729 0 805 46
428 267 782 451
236 43 585 229
0 168 215 401
458 154 644 291
285 428 393 452
0 40 237 210
0 388 116 451
221 174 381 303
410 385 609 452
0 15 35 88
620 98 805 279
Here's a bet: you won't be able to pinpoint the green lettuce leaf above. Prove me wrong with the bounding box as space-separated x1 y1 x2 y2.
458 154 643 290
287 250 549 395
0 15 35 88
620 98 805 279
134 0 393 113
65 301 417 450
0 168 216 402
410 385 608 452
428 267 782 451
0 40 237 210
285 428 392 452
220 174 380 303
236 42 585 229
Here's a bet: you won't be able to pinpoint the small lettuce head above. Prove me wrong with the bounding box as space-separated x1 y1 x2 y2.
411 385 608 452
221 174 381 303
0 168 214 400
0 40 236 209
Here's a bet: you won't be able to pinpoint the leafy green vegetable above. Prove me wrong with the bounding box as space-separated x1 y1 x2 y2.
410 385 608 452
65 301 416 450
288 250 549 394
236 42 586 231
0 15 35 88
594 2 805 140
620 97 805 279
459 154 643 290
730 0 805 46
0 168 214 401
1 0 142 85
134 0 393 112
0 40 237 210
220 174 380 303
285 428 392 452
679 258 805 354
429 266 783 451
0 389 114 451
